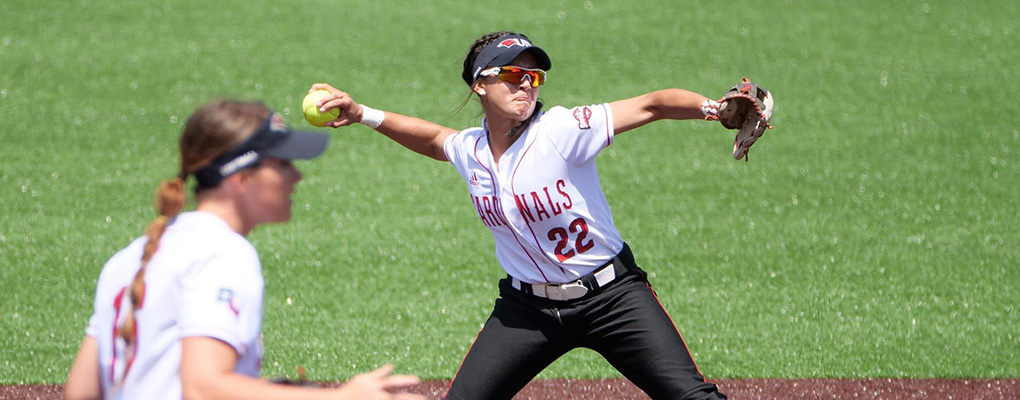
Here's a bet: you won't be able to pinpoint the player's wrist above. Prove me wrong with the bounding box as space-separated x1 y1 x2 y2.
358 105 385 129
700 99 721 120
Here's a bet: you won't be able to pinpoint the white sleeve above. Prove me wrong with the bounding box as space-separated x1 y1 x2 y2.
444 128 485 184
85 314 99 338
178 244 262 356
543 104 615 165
84 239 145 339
443 129 467 165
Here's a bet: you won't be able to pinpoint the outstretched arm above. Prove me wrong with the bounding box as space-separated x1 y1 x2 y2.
608 88 712 135
309 83 459 161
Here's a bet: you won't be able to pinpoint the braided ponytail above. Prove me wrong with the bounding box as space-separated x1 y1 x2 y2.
111 100 266 382
115 176 185 380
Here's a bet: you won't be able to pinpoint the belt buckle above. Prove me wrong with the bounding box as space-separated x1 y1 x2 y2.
545 281 588 301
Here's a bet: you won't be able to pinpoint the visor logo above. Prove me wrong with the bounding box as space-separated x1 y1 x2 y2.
269 114 288 134
497 38 532 49
219 150 259 176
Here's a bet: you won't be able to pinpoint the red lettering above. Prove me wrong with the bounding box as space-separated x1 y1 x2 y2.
548 227 574 262
569 218 594 254
531 192 551 221
556 179 573 210
474 196 492 226
546 217 593 262
543 187 563 216
483 196 500 227
492 197 508 226
515 194 536 223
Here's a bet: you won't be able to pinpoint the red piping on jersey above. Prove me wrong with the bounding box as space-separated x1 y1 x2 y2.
508 129 568 279
474 134 550 282
109 287 126 384
602 105 613 147
111 286 141 385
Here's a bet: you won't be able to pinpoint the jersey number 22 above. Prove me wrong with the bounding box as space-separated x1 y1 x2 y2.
547 217 594 262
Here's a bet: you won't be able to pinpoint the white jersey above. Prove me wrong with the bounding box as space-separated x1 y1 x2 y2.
444 103 624 284
85 211 264 400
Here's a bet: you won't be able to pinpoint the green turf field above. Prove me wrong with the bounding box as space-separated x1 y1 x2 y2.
1 0 1018 384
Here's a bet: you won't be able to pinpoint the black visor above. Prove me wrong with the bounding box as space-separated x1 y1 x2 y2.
468 34 552 85
193 113 328 188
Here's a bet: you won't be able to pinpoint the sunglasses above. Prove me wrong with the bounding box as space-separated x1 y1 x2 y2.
479 66 547 87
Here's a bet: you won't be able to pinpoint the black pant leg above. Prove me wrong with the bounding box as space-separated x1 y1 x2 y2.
582 277 727 400
445 280 572 400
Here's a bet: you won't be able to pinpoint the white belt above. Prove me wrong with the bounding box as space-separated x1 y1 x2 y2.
510 258 622 301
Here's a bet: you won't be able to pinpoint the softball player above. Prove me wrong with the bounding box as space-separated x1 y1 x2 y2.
64 100 423 400
311 31 728 400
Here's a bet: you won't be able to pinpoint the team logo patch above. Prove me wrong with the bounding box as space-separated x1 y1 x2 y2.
573 106 593 130
498 38 532 49
218 288 240 316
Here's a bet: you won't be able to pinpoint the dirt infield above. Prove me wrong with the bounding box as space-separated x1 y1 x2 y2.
4 378 1018 399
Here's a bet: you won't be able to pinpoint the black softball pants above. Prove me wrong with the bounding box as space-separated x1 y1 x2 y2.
444 248 726 400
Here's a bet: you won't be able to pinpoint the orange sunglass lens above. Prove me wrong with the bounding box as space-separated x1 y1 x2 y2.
497 68 545 87
527 71 545 86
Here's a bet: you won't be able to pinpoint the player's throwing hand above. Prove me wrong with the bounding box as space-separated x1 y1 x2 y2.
307 83 365 128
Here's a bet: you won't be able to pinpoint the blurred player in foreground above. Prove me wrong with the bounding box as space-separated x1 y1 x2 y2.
64 99 423 400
